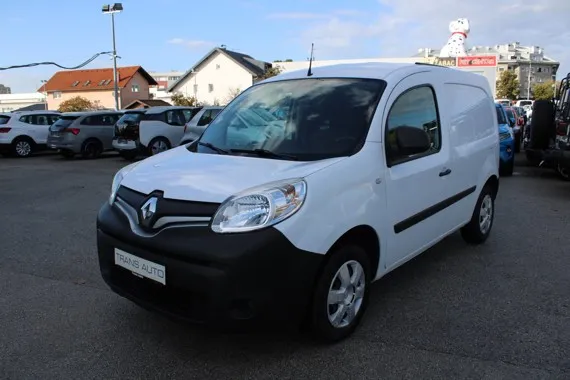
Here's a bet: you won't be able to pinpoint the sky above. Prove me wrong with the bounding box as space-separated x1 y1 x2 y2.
1 0 568 93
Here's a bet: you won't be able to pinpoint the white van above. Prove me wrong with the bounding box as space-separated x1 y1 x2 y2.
515 99 533 108
97 62 500 342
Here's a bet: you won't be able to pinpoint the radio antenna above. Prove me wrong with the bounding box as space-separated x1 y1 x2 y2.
307 43 314 77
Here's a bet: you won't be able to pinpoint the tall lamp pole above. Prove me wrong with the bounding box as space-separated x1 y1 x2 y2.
102 3 123 111
527 57 532 101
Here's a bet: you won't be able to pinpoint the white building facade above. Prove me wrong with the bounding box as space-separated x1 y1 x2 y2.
148 71 184 104
0 93 46 112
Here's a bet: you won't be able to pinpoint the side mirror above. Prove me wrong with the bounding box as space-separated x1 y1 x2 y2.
392 125 431 156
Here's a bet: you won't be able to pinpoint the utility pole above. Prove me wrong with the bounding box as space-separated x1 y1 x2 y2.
102 4 123 110
527 58 532 100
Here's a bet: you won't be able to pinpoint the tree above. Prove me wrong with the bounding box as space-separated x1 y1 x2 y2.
532 81 556 100
225 87 241 103
57 96 96 112
254 65 283 83
496 70 520 100
170 93 198 106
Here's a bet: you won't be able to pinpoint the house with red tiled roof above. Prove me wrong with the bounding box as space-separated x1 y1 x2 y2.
38 66 158 110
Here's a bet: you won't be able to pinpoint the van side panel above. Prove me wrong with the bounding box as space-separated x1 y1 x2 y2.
444 82 499 220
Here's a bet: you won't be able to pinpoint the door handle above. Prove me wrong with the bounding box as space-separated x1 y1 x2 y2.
439 168 452 177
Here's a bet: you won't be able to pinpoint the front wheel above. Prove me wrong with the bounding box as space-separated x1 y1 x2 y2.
310 245 371 343
500 158 514 177
460 185 495 245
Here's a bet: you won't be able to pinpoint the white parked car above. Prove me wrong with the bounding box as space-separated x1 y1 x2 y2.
179 106 223 145
97 62 500 342
0 110 61 157
135 106 202 156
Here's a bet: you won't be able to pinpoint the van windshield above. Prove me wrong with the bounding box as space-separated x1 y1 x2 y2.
495 106 507 125
195 78 387 161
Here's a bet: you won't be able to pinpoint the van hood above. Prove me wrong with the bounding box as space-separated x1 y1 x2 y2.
120 146 345 203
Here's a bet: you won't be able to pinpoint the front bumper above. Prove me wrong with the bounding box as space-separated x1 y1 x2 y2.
96 201 323 329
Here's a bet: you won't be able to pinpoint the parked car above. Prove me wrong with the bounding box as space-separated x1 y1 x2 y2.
503 106 524 152
97 62 500 342
112 109 148 160
47 110 124 159
179 106 223 145
0 110 61 157
138 106 202 156
495 98 511 107
515 99 533 108
496 103 515 176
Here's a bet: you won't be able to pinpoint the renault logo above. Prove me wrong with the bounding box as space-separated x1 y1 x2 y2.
140 197 158 223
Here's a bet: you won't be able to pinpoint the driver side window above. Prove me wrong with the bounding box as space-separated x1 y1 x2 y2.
385 86 441 165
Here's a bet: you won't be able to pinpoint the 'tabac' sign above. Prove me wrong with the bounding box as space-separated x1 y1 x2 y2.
457 55 497 67
430 57 457 67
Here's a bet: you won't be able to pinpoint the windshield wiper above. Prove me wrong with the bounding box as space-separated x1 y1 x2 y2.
198 141 229 154
229 148 298 160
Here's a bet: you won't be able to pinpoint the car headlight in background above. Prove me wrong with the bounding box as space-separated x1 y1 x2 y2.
109 162 140 205
211 178 307 233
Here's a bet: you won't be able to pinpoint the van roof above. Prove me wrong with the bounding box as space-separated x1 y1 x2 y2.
261 62 490 90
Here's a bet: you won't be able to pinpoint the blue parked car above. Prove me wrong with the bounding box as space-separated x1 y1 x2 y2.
495 103 515 176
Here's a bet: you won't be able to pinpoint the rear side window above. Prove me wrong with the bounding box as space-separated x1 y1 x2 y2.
0 115 10 125
385 86 441 165
197 110 213 126
81 114 120 126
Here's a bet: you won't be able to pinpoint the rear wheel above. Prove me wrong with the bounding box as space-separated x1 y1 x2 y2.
461 185 494 245
11 137 34 158
555 163 570 181
310 245 371 343
81 139 103 159
148 137 170 156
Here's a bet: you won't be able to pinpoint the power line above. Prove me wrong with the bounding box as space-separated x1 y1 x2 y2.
0 51 113 71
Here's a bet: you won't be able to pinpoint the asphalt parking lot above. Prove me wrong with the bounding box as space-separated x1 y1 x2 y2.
1 151 569 379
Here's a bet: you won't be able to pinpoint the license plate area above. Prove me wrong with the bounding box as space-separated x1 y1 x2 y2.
114 248 166 285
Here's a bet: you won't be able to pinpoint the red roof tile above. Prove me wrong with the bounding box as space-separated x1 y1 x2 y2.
38 66 158 93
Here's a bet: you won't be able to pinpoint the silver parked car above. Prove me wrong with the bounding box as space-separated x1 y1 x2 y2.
47 110 123 159
179 106 223 145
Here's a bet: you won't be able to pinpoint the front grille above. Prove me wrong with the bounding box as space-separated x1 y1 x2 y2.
499 131 511 141
117 186 220 218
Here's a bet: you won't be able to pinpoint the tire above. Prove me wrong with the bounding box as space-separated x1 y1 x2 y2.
119 150 138 161
514 133 521 153
81 139 103 159
500 157 514 177
11 137 35 158
460 185 495 245
555 163 570 181
59 150 75 159
309 245 372 343
148 137 170 156
529 100 555 150
525 149 541 166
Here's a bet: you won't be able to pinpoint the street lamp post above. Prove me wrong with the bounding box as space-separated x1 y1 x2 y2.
527 58 532 100
102 3 123 111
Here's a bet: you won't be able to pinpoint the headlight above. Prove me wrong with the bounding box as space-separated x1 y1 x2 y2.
109 162 140 205
211 179 307 233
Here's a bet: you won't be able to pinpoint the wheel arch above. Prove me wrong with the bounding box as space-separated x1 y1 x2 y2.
322 225 380 280
484 174 499 200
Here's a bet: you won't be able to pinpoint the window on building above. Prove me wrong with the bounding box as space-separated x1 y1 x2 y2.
208 84 214 92
131 84 140 93
216 64 220 69
53 91 62 99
